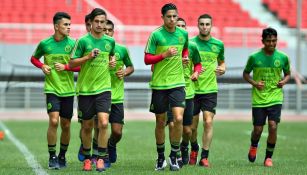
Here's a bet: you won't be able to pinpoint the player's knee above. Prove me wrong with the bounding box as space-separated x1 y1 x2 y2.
268 124 277 133
183 127 192 136
112 129 122 139
98 120 108 129
173 116 183 124
49 119 59 128
156 119 166 128
203 120 213 127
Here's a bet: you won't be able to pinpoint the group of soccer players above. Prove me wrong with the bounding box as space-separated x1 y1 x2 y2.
30 2 291 172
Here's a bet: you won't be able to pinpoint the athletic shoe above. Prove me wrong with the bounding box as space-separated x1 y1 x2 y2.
248 146 257 162
264 158 273 167
91 154 98 165
155 157 167 171
177 157 183 168
58 155 66 168
199 158 210 167
189 150 198 165
78 144 85 162
169 156 180 171
96 159 105 172
103 157 111 168
108 144 117 163
83 159 92 171
181 146 189 165
48 156 60 170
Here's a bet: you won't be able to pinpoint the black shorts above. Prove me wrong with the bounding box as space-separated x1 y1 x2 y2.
252 104 282 126
78 91 111 120
193 93 217 115
109 103 124 124
46 93 74 119
167 98 194 126
150 87 185 114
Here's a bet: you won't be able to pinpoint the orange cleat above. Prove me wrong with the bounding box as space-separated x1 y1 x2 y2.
96 158 105 172
199 158 210 167
248 146 257 162
83 159 92 171
189 150 198 165
264 158 273 167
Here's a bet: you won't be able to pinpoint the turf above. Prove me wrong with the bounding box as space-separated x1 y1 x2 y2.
0 121 306 175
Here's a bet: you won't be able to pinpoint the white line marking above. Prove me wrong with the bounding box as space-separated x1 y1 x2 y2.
0 121 48 175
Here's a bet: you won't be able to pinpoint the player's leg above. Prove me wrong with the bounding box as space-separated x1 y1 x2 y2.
108 103 124 163
199 93 217 167
189 94 201 165
95 91 112 172
181 98 194 165
169 87 185 171
91 116 99 164
78 95 96 171
264 104 282 167
46 94 61 169
150 89 168 171
58 96 74 168
248 107 266 163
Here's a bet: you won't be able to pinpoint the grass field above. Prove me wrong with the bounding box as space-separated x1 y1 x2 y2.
0 120 307 175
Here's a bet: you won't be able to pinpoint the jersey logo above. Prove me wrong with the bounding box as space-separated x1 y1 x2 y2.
274 59 281 67
64 45 72 53
256 60 262 66
161 39 167 44
178 36 184 44
105 43 111 51
211 45 218 53
47 103 52 110
47 46 52 52
78 110 83 118
87 45 93 50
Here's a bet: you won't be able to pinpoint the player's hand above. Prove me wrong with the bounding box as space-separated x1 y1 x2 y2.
215 66 225 76
162 47 178 58
200 66 205 74
190 71 199 81
41 64 51 75
182 57 189 66
277 80 286 88
254 80 265 90
54 62 65 71
116 66 125 79
88 48 99 59
109 56 116 68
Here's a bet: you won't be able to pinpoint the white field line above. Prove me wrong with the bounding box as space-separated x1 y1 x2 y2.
0 121 48 175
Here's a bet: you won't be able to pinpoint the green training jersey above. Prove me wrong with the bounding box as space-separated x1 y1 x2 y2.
191 36 225 94
185 41 201 99
110 43 133 104
145 26 188 90
32 35 76 97
71 33 115 95
244 49 290 107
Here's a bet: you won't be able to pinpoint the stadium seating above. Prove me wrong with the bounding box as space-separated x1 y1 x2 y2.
0 0 288 47
262 0 307 28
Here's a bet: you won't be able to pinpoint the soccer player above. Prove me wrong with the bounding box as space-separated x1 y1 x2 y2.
243 27 290 167
189 14 226 167
104 19 134 163
70 8 115 172
167 17 202 166
30 12 76 169
144 3 189 171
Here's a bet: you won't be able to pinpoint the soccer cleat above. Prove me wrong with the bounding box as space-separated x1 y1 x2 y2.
189 150 198 165
199 158 210 167
103 157 111 168
58 155 67 168
78 144 85 162
96 159 105 172
108 144 117 163
83 159 92 171
169 156 180 171
177 157 183 168
155 157 167 171
91 154 98 165
48 156 60 170
181 146 189 165
248 146 257 162
264 158 273 167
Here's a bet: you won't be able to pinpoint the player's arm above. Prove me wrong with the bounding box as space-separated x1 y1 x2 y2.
216 60 226 76
144 47 177 65
117 48 134 79
277 72 291 88
243 71 265 90
30 56 51 75
69 48 99 68
54 62 80 72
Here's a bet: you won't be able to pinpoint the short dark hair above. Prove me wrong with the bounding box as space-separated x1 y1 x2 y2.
53 12 70 24
106 20 114 29
262 27 277 40
177 17 186 24
85 14 91 23
89 8 107 21
198 14 212 22
161 3 177 16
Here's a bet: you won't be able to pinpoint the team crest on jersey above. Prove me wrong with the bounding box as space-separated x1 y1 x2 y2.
178 36 184 44
64 45 72 53
47 46 52 52
87 45 93 50
274 59 281 67
105 44 111 51
256 60 262 66
211 45 218 52
47 103 52 110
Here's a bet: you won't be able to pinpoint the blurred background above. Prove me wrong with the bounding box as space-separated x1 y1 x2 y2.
0 0 306 114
